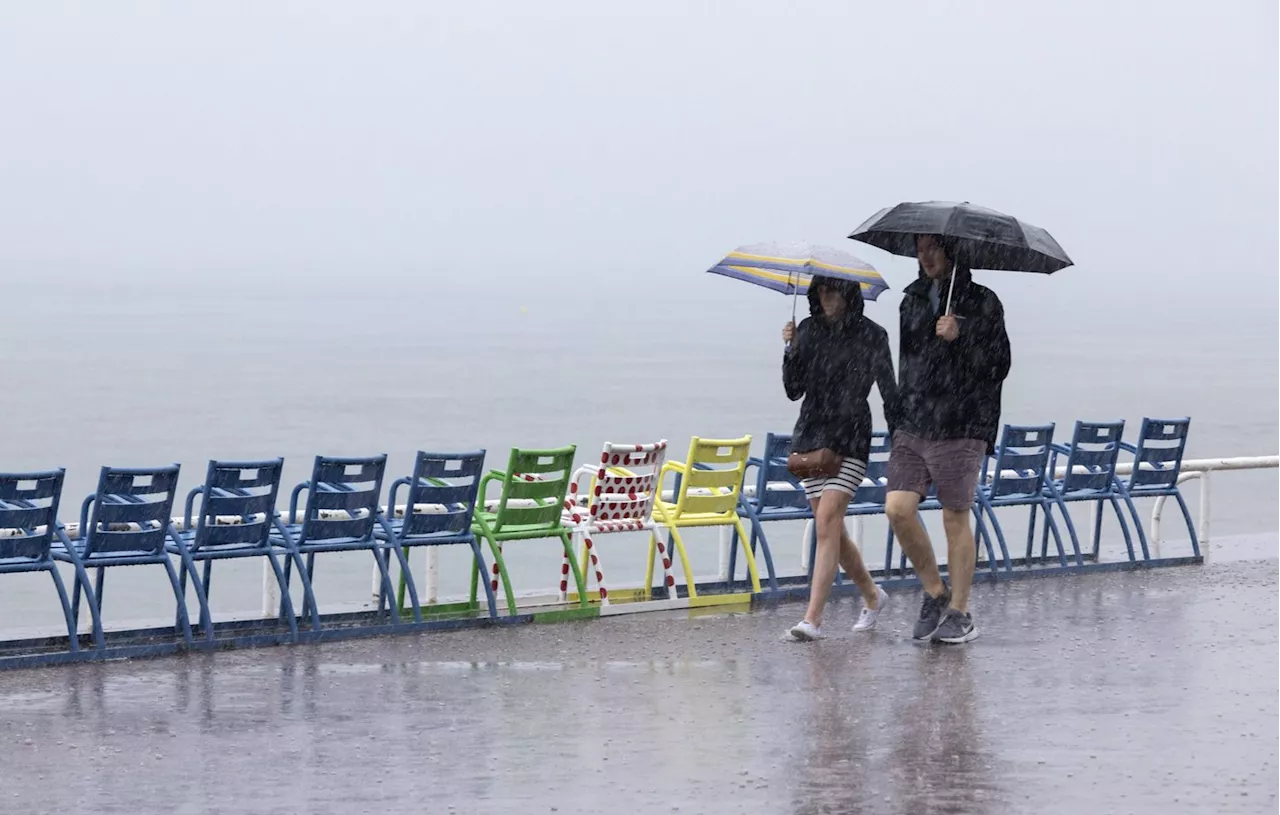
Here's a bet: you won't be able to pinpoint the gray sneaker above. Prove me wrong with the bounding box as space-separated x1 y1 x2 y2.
912 586 951 641
931 609 979 644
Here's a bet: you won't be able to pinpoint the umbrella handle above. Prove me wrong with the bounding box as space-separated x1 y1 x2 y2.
944 260 957 315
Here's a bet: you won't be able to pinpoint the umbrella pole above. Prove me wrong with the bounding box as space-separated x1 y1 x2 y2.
785 273 798 353
944 258 957 315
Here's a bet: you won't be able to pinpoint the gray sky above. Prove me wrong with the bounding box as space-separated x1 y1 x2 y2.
0 1 1275 319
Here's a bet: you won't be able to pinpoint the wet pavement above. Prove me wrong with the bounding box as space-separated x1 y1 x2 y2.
0 559 1275 815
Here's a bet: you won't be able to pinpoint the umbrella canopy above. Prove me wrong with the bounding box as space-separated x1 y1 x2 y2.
707 241 889 300
848 201 1072 274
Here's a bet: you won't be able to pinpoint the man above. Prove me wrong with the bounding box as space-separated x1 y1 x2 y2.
885 234 1011 644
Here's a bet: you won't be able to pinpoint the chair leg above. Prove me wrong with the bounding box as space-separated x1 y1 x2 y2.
883 523 896 576
482 538 519 616
1025 503 1039 566
1115 483 1151 560
159 559 196 646
1042 500 1068 568
1092 499 1106 560
732 519 763 594
582 533 611 606
172 537 215 644
1173 491 1201 558
976 499 1005 577
1105 497 1136 561
95 567 105 618
728 516 741 584
264 552 300 642
70 560 104 649
806 521 819 583
289 550 322 632
971 505 1002 573
647 525 678 601
48 565 79 653
370 547 401 625
559 531 589 609
746 509 779 591
1047 494 1084 567
468 539 500 618
389 543 422 624
666 526 697 599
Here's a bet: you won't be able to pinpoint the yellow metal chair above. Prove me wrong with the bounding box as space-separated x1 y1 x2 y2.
646 435 761 606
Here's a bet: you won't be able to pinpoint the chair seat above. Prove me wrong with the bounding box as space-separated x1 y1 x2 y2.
375 517 474 545
564 516 655 534
269 526 385 554
51 541 168 567
472 512 567 539
0 555 54 574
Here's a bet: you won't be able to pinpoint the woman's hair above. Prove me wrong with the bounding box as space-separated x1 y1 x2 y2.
807 275 865 320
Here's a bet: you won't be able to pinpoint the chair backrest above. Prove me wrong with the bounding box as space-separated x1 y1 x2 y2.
402 450 486 538
84 465 181 556
0 469 65 561
1061 421 1125 493
582 440 667 524
987 425 1054 499
191 459 284 552
298 455 387 544
490 446 576 532
852 431 893 505
1127 418 1191 490
754 433 807 511
670 435 752 518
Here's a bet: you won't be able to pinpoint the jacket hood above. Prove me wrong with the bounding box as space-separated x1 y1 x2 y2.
807 274 865 322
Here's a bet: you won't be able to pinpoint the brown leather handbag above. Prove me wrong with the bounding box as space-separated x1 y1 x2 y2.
786 448 844 479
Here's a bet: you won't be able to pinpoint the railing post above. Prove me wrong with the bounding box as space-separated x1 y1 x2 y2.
1200 471 1212 552
262 560 279 618
799 519 814 572
425 547 439 604
717 527 731 581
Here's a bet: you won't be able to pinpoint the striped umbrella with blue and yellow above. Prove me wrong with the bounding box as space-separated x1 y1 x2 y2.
707 241 889 317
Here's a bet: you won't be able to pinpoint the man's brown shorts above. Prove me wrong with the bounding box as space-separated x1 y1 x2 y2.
886 432 987 511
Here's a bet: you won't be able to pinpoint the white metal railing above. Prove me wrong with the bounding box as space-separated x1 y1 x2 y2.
351 455 1276 613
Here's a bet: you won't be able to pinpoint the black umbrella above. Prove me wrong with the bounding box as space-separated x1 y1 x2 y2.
849 200 1072 311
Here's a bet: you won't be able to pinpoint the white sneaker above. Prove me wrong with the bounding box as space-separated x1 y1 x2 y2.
853 587 889 632
788 619 825 641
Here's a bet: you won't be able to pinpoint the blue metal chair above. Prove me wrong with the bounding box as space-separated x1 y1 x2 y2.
1041 420 1141 564
976 424 1076 569
172 458 311 641
275 454 409 627
54 465 208 647
1119 417 1197 558
728 432 798 588
0 469 102 653
378 450 497 619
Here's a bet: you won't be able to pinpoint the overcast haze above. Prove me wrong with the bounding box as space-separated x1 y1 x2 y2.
0 2 1275 567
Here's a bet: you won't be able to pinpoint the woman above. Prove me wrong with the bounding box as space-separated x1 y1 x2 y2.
781 274 899 641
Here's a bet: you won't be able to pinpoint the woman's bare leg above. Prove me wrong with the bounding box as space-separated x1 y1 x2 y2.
804 490 854 626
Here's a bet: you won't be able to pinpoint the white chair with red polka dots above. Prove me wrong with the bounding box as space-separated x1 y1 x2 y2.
558 440 672 608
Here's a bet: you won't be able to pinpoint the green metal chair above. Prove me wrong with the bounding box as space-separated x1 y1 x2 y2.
470 445 589 616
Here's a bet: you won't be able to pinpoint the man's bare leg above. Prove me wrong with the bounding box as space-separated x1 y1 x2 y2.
942 508 975 612
885 490 946 597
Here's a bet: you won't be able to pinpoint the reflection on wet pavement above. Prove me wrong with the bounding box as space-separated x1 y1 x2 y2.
0 561 1275 814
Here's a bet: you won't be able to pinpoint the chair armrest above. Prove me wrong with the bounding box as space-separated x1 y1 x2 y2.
387 476 410 519
288 482 310 525
1118 441 1139 454
477 470 507 510
656 460 688 501
183 485 205 531
79 494 94 541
